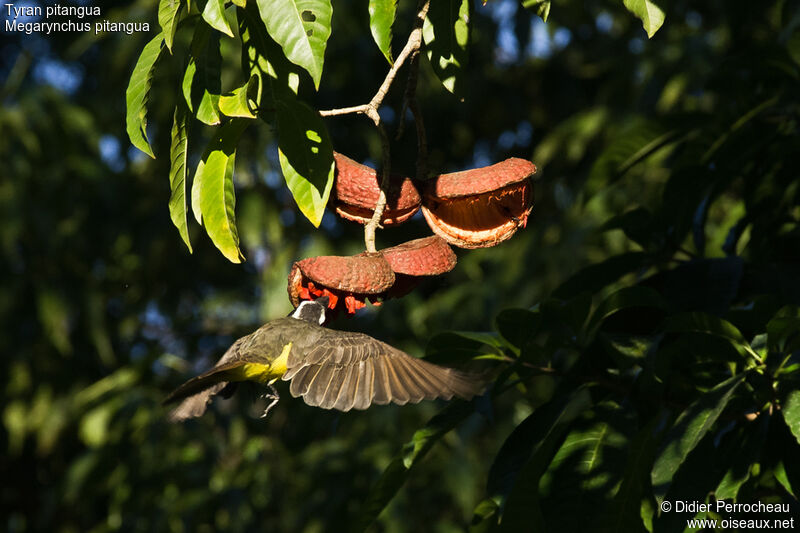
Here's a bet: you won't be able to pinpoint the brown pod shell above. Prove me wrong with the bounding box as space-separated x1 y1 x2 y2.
332 152 421 225
426 158 537 199
422 158 536 249
381 236 457 276
288 253 395 307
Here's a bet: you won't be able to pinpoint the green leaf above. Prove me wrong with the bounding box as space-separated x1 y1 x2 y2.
202 0 234 37
496 388 593 532
427 331 505 365
183 24 222 125
539 403 636 530
661 312 760 363
193 119 248 262
782 390 800 446
553 252 649 300
423 0 471 96
715 415 769 500
239 2 302 120
356 401 475 531
767 306 800 355
158 0 182 52
600 420 658 533
37 289 73 356
587 119 679 194
585 286 664 341
218 75 259 118
495 309 541 350
651 372 747 504
522 0 550 22
369 0 396 64
254 0 333 89
168 105 192 252
125 33 164 158
622 0 664 38
276 98 334 227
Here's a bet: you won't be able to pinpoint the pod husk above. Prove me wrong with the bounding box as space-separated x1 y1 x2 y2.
422 159 535 249
332 152 421 225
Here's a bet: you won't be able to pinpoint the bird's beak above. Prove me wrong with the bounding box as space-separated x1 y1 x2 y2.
315 295 330 307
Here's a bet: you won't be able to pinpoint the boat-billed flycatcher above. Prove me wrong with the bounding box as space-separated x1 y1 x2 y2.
164 297 481 421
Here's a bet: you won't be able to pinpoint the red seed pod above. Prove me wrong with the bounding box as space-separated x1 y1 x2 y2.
422 158 536 249
288 253 395 314
379 235 458 299
381 235 457 276
332 152 421 225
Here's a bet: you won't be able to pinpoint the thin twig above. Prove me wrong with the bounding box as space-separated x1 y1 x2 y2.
318 0 432 252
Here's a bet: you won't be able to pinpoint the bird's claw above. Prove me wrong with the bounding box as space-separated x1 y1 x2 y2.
260 384 280 418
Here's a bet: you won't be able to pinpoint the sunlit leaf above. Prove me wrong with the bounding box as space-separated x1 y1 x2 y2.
193 119 249 262
522 0 550 22
651 373 747 504
783 390 800 446
622 0 664 38
423 0 470 96
158 0 182 52
239 2 302 121
202 0 234 37
254 0 332 89
125 33 164 158
169 105 192 252
276 98 334 227
369 0 396 64
218 75 259 118
183 24 222 125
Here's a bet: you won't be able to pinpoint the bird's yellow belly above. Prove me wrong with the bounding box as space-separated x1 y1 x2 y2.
231 342 292 384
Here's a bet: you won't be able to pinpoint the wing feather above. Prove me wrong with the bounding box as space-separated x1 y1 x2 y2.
332 364 358 412
352 361 372 411
305 364 335 407
371 357 392 405
284 328 483 411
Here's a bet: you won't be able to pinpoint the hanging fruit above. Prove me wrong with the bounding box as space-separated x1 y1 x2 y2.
380 235 458 298
288 253 395 314
421 158 536 249
332 152 421 225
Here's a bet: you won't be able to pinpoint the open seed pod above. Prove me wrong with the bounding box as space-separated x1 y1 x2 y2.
380 235 458 298
422 158 536 249
332 152 421 225
288 253 395 314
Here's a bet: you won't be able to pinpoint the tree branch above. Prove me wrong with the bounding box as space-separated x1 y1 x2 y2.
318 0 431 253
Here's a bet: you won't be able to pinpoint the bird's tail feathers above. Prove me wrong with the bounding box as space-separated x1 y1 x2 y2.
167 382 229 422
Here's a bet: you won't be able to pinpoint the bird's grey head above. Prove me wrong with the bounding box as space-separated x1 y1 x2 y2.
290 297 329 325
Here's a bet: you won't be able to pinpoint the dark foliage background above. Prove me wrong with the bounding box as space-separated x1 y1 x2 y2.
2 0 800 531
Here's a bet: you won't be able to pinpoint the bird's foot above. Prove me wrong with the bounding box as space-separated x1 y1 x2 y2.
260 384 280 418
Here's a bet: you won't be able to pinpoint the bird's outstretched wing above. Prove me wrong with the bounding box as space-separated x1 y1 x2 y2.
283 330 483 411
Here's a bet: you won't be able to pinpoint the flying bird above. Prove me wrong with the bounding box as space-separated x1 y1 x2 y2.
164 297 482 421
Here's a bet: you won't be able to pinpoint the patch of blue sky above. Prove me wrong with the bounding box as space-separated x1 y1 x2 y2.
595 12 614 33
99 134 125 172
33 57 83 94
